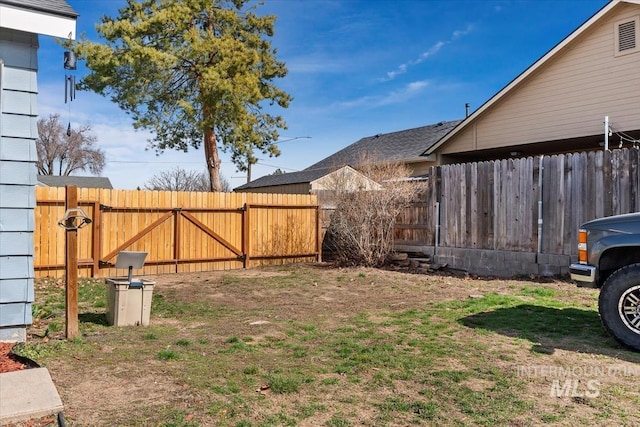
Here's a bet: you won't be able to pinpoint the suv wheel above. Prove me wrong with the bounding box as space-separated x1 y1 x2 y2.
599 263 640 351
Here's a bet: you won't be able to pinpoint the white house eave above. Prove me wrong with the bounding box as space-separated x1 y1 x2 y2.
403 155 437 163
0 4 76 39
425 0 627 155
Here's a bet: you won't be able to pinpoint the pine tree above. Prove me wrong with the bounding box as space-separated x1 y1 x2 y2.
73 0 291 190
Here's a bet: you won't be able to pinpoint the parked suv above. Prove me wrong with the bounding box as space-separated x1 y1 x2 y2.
570 212 640 351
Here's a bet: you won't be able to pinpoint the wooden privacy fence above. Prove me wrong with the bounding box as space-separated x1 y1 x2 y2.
394 147 640 257
35 187 320 278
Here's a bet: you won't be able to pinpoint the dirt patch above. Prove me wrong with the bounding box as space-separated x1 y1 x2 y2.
11 263 640 426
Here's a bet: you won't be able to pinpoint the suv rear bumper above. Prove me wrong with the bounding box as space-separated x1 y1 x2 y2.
570 263 597 288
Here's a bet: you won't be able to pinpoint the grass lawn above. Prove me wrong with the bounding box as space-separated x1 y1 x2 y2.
12 264 640 426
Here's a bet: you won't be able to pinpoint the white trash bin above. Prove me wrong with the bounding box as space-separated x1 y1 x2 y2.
105 251 154 326
105 278 155 326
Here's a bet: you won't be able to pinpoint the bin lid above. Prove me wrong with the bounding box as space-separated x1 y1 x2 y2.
115 251 148 269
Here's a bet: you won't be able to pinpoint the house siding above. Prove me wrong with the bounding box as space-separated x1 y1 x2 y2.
406 161 437 177
238 182 312 194
440 2 640 155
0 28 38 341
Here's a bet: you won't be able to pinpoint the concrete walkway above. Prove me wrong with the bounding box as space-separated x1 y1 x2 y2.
0 368 63 423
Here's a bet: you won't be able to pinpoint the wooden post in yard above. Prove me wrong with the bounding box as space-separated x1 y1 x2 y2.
65 185 79 339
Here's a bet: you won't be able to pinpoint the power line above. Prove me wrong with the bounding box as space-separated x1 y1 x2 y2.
107 158 299 172
109 160 205 164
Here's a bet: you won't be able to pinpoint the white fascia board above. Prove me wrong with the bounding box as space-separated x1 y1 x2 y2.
0 4 76 39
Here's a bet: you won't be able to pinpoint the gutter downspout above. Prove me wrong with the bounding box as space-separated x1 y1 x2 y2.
435 201 440 249
604 116 609 152
537 155 544 254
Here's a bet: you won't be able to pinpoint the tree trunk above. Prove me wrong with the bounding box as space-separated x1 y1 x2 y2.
203 126 222 192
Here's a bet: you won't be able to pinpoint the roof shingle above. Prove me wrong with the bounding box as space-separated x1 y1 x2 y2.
0 0 78 18
234 166 337 191
235 120 462 190
37 175 113 189
306 120 462 171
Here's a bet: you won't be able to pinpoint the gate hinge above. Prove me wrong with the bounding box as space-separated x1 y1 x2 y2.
100 204 113 212
99 260 113 268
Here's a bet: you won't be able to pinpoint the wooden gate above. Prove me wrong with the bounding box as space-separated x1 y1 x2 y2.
34 188 320 278
97 204 247 270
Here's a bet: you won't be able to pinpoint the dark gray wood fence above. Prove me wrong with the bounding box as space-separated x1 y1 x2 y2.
394 147 640 256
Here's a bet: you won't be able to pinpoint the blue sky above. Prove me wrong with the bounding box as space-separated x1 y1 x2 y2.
37 0 609 189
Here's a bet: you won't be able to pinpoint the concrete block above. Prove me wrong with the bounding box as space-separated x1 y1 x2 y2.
0 368 63 423
523 262 541 276
539 264 561 277
536 253 549 264
0 326 26 341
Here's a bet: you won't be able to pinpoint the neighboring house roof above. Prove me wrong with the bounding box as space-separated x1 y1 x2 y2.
234 166 338 191
308 120 462 170
424 0 635 156
236 120 462 190
37 175 113 189
0 0 78 18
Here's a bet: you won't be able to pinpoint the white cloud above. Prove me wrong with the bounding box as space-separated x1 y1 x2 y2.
415 41 446 63
333 80 430 109
383 25 474 81
386 64 408 80
452 24 474 40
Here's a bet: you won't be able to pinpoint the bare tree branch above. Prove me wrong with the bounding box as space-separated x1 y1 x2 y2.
36 114 105 176
143 167 231 192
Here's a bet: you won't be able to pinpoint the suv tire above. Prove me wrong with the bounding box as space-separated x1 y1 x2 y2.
599 263 640 351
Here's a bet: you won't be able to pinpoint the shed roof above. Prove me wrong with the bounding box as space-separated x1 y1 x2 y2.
37 175 113 189
0 0 78 18
234 166 337 191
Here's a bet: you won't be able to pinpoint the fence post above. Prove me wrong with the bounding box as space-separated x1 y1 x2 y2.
65 185 79 340
91 201 101 277
174 209 181 273
243 203 250 268
434 166 442 247
316 205 322 262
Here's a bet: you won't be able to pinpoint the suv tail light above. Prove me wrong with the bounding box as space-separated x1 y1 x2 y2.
578 229 588 263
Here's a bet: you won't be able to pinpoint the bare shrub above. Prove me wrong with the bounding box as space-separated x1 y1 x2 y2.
323 159 425 266
144 167 231 192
